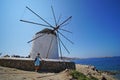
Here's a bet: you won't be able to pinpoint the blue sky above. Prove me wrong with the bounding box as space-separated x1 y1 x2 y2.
0 0 120 58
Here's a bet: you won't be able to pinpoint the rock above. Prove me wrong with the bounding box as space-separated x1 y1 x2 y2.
101 76 107 80
76 64 115 80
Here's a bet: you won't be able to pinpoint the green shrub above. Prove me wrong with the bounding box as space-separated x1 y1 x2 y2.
70 70 98 80
89 76 98 80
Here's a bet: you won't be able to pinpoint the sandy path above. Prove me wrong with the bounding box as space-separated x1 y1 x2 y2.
0 66 71 80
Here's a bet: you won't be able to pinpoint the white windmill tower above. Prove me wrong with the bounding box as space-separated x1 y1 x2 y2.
20 6 73 59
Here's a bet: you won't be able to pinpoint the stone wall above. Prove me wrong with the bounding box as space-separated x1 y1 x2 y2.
0 58 75 72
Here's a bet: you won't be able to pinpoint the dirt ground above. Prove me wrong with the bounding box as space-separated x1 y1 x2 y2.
0 66 71 80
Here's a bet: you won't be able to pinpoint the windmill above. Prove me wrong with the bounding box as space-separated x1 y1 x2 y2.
20 6 73 59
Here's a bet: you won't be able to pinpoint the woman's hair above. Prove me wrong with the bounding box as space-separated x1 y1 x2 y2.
37 53 40 55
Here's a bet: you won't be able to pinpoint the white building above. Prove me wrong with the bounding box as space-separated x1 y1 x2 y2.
30 28 59 59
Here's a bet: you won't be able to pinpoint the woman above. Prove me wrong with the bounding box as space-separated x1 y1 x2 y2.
34 53 42 72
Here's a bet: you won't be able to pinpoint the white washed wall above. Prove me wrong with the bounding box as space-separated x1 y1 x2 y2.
30 33 59 59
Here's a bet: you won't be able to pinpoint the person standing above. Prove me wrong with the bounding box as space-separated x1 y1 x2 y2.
34 53 42 72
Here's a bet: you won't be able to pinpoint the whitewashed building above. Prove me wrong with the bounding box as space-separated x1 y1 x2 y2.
30 28 59 59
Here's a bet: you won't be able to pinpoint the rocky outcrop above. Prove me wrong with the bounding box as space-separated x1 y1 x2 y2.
76 64 115 80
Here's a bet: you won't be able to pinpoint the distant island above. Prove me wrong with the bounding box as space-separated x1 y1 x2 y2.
61 56 120 60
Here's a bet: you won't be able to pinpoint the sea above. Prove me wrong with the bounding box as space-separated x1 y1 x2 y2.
72 56 120 80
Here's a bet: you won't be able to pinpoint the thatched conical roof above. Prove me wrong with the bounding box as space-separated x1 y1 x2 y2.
36 28 56 36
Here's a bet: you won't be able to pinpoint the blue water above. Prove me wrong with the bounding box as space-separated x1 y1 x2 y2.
72 56 120 80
